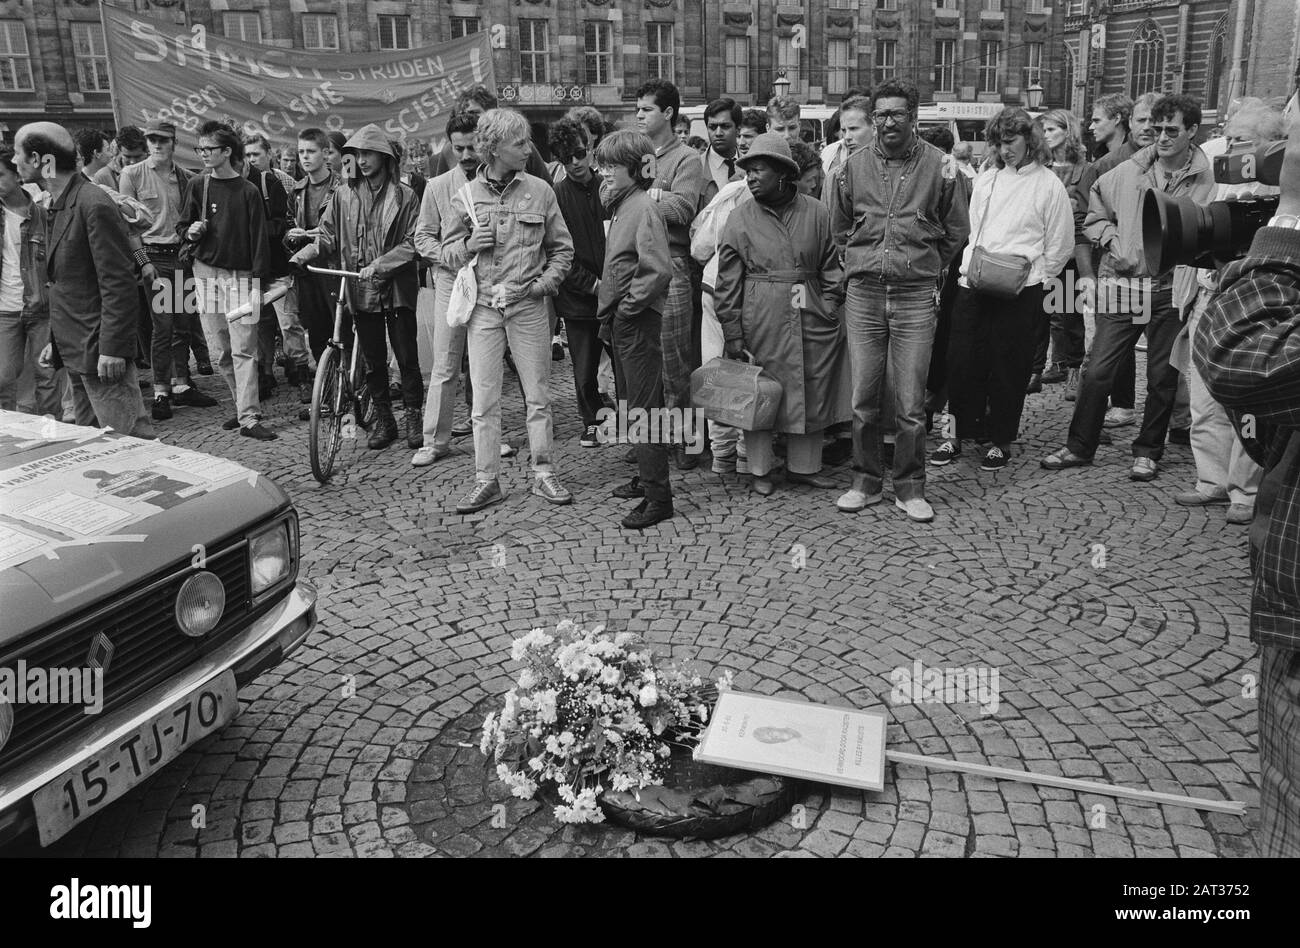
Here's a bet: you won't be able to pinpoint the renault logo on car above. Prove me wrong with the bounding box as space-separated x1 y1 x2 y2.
86 632 115 677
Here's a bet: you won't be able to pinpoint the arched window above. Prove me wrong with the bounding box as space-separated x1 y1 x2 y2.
1129 20 1165 98
1207 14 1229 110
1063 43 1076 113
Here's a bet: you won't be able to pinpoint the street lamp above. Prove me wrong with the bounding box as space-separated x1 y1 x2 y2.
1026 82 1044 111
773 68 791 100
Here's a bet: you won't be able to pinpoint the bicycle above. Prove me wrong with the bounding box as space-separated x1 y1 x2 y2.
305 266 376 483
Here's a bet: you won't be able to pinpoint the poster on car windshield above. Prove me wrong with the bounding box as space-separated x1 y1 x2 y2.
0 433 252 572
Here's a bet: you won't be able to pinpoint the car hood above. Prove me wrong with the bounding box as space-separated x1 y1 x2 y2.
0 413 289 643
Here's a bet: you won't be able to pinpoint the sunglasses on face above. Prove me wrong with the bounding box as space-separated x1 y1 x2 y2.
560 149 588 163
196 145 226 155
1154 125 1186 139
872 110 910 126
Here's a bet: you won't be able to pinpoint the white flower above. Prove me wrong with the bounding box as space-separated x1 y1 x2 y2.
638 684 659 708
599 666 622 687
480 712 497 755
528 756 545 772
534 690 557 724
716 669 735 692
614 631 635 647
517 669 536 690
555 619 577 636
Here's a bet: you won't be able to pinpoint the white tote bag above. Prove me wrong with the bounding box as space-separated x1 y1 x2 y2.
446 183 478 327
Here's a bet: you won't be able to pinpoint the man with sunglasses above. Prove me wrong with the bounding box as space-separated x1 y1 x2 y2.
1044 94 1214 483
831 78 969 523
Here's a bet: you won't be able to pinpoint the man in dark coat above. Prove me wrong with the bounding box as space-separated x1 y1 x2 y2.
16 122 153 438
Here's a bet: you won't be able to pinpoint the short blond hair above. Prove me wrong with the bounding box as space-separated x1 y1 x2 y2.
475 108 530 168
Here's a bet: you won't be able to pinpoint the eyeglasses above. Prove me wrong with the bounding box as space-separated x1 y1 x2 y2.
195 145 226 155
1153 125 1186 139
561 149 588 163
871 110 910 126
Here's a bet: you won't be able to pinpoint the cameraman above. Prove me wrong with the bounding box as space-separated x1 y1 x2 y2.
1194 105 1300 858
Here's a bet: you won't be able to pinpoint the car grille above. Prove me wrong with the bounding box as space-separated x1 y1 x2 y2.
0 541 252 771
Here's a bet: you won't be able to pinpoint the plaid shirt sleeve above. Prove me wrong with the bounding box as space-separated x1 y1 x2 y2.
1194 226 1300 650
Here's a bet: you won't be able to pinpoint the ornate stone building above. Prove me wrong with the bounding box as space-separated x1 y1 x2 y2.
13 1 1216 140
1061 0 1290 125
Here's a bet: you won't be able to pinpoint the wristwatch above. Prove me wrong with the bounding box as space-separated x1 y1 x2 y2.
1267 214 1300 229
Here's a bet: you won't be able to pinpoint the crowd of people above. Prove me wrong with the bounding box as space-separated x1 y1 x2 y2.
2 79 1284 530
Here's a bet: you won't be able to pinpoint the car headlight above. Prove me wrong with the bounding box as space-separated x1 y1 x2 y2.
176 570 226 637
0 698 13 755
249 520 293 597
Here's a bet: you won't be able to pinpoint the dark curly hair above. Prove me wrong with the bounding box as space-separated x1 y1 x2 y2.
548 117 587 162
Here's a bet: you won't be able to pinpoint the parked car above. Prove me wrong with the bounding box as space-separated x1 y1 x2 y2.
0 411 317 847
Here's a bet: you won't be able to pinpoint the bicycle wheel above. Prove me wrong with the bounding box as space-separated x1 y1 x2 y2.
309 345 344 483
349 350 377 431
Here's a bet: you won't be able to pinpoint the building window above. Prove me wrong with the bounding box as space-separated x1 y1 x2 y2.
934 39 955 94
874 39 896 86
827 39 850 96
378 14 411 51
1129 20 1165 97
979 41 1001 94
647 23 674 82
222 12 262 44
983 0 1003 11
829 0 854 8
936 0 958 9
1024 42 1043 89
302 14 338 51
0 21 34 92
1064 44 1077 112
1207 15 1229 110
450 17 480 39
1026 0 1045 12
876 0 898 9
776 35 802 95
725 36 749 95
585 21 612 86
72 22 110 92
519 19 549 84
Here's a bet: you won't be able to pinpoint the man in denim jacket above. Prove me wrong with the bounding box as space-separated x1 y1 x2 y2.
438 109 574 514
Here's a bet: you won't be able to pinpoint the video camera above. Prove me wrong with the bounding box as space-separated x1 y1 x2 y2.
1142 138 1284 273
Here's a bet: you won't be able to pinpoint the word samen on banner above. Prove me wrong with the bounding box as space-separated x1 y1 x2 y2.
101 7 493 156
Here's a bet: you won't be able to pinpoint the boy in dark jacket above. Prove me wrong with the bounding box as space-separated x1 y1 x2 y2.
595 130 674 529
177 121 274 440
551 117 608 447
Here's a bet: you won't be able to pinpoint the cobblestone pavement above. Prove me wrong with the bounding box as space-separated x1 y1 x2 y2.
24 349 1260 858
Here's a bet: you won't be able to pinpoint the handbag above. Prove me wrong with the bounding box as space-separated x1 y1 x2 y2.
446 183 478 327
690 353 784 431
178 173 210 268
966 171 1031 300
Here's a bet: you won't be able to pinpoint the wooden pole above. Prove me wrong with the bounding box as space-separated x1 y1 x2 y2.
886 751 1246 816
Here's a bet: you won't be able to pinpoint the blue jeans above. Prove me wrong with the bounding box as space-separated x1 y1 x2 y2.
845 279 936 501
466 297 555 481
0 309 59 416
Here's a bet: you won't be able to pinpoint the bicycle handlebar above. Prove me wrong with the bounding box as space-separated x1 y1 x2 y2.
306 266 364 278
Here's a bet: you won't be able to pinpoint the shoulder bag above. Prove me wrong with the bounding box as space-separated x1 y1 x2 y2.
446 182 478 327
178 173 210 268
966 170 1031 300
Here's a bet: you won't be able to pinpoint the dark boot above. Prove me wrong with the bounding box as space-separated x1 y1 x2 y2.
405 407 424 449
368 405 398 450
622 499 674 530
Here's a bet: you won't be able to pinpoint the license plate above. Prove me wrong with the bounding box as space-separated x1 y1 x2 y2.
32 671 238 846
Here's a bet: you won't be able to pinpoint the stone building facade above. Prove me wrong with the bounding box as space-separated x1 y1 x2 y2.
3 0 1085 138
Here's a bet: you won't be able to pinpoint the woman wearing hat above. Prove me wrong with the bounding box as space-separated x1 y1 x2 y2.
714 132 850 496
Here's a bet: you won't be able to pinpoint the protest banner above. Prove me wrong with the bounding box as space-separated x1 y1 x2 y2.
99 3 494 166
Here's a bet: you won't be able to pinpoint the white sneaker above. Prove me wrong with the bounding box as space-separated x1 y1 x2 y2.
1104 407 1137 427
411 445 449 467
500 442 517 458
836 487 883 512
895 497 935 522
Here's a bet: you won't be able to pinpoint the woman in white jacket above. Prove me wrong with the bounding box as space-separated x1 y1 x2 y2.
931 108 1073 472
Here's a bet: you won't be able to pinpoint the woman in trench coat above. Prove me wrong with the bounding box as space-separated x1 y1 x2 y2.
715 132 852 496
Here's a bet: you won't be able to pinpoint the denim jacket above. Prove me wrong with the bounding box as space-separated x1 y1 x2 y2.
0 192 48 316
438 168 573 299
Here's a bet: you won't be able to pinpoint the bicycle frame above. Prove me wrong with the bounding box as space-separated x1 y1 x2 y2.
307 265 365 402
